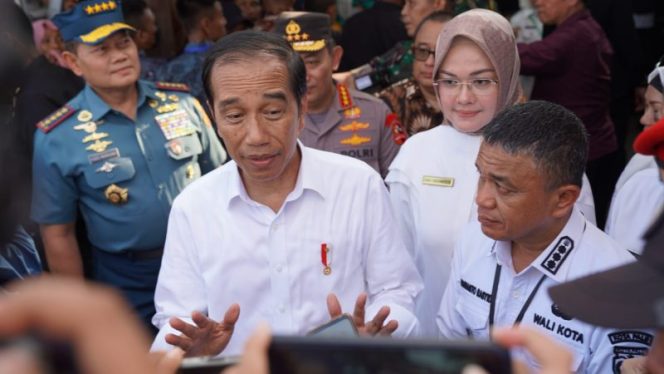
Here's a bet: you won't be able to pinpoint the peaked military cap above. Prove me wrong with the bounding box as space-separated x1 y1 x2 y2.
53 0 135 45
273 11 331 52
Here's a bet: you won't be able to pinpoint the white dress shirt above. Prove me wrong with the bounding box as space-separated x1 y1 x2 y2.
151 145 423 355
437 208 651 373
606 167 664 254
613 154 656 196
386 125 596 336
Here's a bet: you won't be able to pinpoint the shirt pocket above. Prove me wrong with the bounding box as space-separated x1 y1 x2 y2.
83 157 136 188
165 133 203 160
455 296 490 340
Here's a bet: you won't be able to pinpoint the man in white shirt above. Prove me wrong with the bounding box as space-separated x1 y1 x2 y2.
151 31 422 357
437 101 650 373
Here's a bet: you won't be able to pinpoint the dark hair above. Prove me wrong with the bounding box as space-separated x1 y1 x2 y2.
482 101 588 189
176 0 219 32
121 0 149 29
413 10 454 40
202 30 307 108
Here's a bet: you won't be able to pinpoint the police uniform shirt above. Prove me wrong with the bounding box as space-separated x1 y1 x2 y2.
299 83 399 178
437 208 652 373
386 125 598 337
31 80 227 252
151 144 423 355
606 167 664 254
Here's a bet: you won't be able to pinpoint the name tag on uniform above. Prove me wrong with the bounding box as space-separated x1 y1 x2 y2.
155 109 197 140
422 176 455 187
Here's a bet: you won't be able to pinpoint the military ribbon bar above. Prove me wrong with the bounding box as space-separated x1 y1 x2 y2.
321 243 331 275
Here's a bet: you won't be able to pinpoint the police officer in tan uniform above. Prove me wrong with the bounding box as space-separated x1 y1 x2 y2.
273 12 400 178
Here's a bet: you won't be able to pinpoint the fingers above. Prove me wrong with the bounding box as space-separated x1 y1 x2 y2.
170 316 200 339
492 327 573 374
165 333 192 352
221 304 241 331
352 292 368 326
326 293 342 318
363 305 390 336
377 320 398 336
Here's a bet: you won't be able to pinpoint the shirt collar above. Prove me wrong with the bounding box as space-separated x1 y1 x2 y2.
490 207 587 283
226 142 326 209
82 81 152 121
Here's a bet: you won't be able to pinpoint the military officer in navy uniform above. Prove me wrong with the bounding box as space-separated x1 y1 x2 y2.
273 12 400 178
30 0 226 331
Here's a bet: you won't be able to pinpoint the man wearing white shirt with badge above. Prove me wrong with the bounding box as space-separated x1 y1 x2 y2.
437 101 650 373
151 31 423 357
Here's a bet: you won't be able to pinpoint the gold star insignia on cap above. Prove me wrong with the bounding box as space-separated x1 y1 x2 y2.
85 5 94 14
108 1 117 10
285 20 301 35
302 33 309 40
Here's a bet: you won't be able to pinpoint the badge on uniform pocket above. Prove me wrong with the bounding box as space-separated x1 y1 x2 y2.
155 109 197 140
165 134 203 160
104 184 128 205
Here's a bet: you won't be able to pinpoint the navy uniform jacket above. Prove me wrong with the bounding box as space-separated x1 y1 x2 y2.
31 80 226 252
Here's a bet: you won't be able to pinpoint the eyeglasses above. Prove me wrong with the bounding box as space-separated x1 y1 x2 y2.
411 45 435 61
433 78 498 96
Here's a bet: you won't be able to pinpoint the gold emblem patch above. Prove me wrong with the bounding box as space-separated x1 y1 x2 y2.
77 110 93 122
86 140 113 153
74 122 98 133
339 121 370 132
340 134 371 146
82 132 109 143
104 184 128 205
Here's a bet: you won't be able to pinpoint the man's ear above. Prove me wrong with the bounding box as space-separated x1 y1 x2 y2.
297 95 308 133
62 51 84 77
433 0 447 10
200 15 214 39
331 45 343 72
551 184 581 219
207 99 222 138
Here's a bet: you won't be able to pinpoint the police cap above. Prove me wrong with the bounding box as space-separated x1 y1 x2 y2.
273 11 331 53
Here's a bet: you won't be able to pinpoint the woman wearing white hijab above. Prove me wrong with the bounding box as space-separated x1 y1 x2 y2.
386 9 596 336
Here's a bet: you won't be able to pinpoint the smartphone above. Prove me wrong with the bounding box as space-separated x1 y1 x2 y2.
307 314 359 337
177 355 240 374
269 335 511 374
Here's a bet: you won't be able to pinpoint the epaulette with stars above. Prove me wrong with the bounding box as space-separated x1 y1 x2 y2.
36 105 76 133
336 83 353 110
155 82 191 93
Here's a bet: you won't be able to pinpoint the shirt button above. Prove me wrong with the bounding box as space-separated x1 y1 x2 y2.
276 265 283 273
278 305 286 313
512 291 520 299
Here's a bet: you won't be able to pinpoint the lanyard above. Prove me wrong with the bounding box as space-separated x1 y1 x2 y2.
488 263 547 328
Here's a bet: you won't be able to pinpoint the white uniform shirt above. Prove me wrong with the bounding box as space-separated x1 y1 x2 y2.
437 208 652 373
151 145 423 355
613 154 656 196
386 125 596 336
606 167 664 254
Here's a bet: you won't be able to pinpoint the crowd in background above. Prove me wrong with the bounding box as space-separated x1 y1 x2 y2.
1 0 664 372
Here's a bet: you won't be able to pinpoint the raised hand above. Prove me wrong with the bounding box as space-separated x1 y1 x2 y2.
165 304 240 357
327 292 398 336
